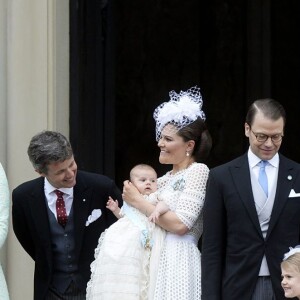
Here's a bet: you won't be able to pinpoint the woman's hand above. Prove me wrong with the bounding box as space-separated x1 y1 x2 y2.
122 180 141 207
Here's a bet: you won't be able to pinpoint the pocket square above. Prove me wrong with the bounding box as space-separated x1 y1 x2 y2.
288 189 300 198
85 209 102 226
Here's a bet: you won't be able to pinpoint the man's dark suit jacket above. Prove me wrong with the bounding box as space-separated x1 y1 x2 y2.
201 153 300 300
12 170 122 300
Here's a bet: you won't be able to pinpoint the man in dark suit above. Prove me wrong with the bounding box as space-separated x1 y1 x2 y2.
12 130 122 300
202 99 300 299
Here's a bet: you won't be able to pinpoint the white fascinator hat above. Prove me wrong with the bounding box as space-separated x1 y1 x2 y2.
153 86 206 141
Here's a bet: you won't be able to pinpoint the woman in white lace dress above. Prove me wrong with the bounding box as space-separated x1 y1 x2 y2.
0 163 10 300
123 86 212 299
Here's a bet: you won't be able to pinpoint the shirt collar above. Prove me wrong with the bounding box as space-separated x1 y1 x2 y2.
44 177 73 196
247 147 279 168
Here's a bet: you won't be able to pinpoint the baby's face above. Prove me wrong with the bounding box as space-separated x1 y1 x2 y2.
131 169 157 195
281 264 300 298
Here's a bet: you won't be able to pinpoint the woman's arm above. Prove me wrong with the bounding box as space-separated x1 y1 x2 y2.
123 180 188 234
154 211 189 235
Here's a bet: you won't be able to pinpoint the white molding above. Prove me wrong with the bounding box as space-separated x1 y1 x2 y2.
47 0 57 130
5 1 70 298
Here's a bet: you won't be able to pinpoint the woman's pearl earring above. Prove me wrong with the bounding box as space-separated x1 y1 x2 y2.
186 151 190 157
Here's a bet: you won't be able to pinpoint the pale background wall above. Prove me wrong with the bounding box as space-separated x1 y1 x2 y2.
0 1 8 288
0 0 69 299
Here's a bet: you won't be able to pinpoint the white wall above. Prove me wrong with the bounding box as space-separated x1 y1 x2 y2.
0 0 69 299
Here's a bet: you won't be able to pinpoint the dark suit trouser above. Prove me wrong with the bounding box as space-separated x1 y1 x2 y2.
251 277 275 300
45 281 86 300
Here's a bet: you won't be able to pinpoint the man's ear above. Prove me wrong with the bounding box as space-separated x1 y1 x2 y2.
35 169 46 177
244 123 250 138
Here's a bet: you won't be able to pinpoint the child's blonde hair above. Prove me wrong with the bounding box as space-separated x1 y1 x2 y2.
281 247 300 273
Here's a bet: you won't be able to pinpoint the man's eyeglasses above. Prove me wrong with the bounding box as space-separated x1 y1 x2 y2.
251 129 283 143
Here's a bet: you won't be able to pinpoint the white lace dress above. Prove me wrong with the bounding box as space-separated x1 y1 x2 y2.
86 193 166 300
0 163 10 300
153 162 209 300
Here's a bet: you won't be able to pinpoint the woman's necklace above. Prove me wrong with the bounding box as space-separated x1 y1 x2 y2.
170 161 195 176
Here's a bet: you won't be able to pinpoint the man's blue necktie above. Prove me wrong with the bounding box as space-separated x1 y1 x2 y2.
258 160 268 197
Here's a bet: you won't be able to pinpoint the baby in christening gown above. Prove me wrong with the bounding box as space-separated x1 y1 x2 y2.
86 164 168 300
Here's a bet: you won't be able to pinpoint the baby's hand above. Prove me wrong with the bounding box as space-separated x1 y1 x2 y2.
106 196 119 212
148 210 161 223
148 201 169 223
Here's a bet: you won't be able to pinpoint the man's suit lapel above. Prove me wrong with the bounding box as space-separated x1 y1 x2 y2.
28 173 95 262
30 178 52 246
230 155 263 237
73 172 93 258
266 155 298 239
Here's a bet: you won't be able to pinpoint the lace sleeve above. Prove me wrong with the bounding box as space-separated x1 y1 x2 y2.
0 163 9 249
175 163 209 229
147 191 160 205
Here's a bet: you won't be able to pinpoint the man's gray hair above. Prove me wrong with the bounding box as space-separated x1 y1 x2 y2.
27 130 73 174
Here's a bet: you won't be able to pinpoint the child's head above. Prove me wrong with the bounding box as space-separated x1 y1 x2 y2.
281 246 300 299
129 164 157 195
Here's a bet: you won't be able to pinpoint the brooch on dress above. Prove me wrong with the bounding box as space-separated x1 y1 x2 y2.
172 178 185 191
141 229 153 250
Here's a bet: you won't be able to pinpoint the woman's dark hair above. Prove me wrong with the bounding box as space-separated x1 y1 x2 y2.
177 117 212 162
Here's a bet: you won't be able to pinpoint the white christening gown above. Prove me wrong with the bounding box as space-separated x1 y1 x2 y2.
86 193 166 300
